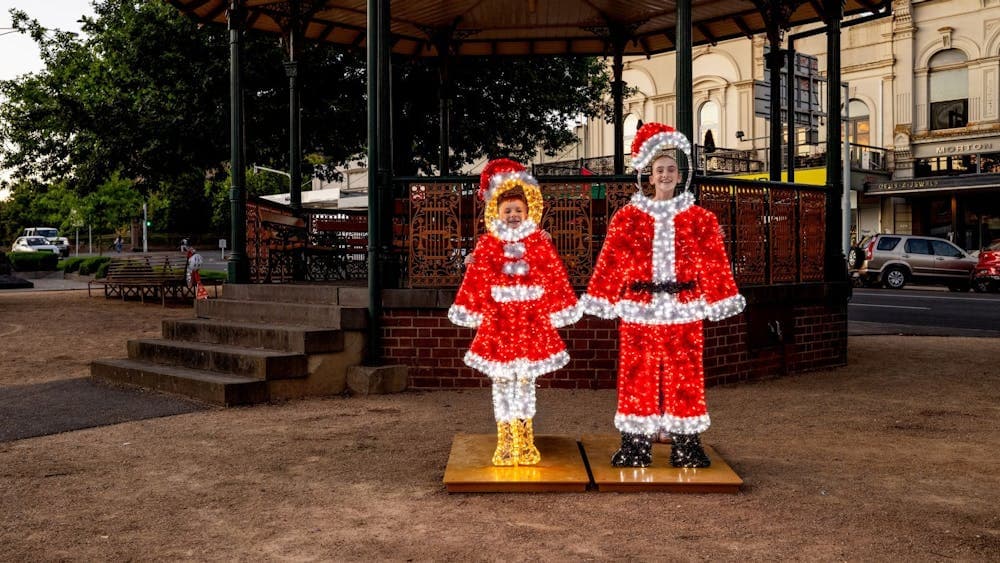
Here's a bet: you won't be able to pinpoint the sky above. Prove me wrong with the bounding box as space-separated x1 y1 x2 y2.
0 0 95 81
1 1 95 190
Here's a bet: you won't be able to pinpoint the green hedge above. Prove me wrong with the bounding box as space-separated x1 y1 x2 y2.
200 270 227 282
79 256 112 277
58 257 87 272
7 251 59 271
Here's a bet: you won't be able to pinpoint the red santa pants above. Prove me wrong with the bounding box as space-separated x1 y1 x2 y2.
614 320 710 436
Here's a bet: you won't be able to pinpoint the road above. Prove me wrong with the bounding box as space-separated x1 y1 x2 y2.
849 286 1000 337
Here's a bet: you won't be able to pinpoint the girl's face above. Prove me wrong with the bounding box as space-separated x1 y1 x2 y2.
650 156 679 198
498 198 527 228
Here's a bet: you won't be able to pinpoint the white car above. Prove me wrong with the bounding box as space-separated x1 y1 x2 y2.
11 236 62 254
22 227 70 257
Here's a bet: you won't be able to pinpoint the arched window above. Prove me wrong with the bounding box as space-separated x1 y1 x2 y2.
698 101 720 149
928 49 968 130
847 100 870 146
623 114 641 148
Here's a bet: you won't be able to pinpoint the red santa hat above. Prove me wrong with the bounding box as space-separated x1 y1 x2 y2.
478 158 539 205
630 122 693 193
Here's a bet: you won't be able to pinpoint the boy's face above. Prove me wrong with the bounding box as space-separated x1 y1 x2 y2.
651 156 679 193
498 198 527 228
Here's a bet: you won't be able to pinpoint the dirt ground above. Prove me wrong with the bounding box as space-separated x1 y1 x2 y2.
1 290 999 561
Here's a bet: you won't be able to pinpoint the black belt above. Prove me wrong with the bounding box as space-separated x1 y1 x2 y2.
630 280 695 294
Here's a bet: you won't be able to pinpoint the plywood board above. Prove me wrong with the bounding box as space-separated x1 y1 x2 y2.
443 434 590 493
582 433 743 494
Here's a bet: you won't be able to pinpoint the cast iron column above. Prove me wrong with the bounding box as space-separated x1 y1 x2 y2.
786 45 796 183
438 48 451 175
612 45 625 175
676 0 694 178
227 0 248 283
365 0 391 365
824 0 845 281
366 0 381 364
285 1 302 212
766 34 784 182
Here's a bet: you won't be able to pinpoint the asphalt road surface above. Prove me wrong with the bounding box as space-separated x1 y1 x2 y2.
849 285 1000 337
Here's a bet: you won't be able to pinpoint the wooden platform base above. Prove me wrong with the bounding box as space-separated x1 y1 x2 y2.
443 433 743 494
582 433 743 493
443 434 590 493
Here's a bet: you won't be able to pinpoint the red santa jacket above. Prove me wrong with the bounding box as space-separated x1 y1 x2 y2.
449 220 580 378
581 191 745 324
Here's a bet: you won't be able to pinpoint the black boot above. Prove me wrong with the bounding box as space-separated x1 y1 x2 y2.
611 432 653 467
670 433 711 468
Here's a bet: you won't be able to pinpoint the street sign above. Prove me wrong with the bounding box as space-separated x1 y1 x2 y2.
753 47 826 130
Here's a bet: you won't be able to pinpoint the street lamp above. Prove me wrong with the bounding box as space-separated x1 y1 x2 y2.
252 164 312 189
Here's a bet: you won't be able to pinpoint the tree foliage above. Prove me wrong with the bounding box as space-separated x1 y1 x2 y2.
1 0 612 236
393 56 612 174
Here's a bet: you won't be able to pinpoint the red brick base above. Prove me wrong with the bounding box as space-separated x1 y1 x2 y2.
382 285 848 390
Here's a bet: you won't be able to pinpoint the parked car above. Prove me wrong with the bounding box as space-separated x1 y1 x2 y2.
22 227 70 257
848 235 875 270
972 240 1000 293
11 236 63 254
855 233 978 291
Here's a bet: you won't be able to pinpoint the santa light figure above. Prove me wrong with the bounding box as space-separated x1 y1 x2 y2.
580 123 746 468
448 158 581 466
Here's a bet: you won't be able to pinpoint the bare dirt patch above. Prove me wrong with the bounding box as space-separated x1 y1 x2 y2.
1 290 998 560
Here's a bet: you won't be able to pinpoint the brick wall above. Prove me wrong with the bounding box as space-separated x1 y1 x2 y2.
382 284 849 390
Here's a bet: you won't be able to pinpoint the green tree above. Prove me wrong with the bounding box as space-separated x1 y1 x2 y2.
80 172 144 234
392 56 613 175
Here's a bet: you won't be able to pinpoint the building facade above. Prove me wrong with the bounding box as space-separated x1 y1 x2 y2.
541 0 1000 250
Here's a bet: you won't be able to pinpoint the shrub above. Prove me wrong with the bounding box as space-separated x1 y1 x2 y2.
7 251 59 271
200 270 227 282
59 257 87 273
95 261 111 279
79 256 112 276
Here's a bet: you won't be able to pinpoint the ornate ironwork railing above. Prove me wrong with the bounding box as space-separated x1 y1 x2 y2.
698 180 826 285
246 196 305 283
303 209 369 281
246 198 369 283
247 176 828 287
400 175 827 288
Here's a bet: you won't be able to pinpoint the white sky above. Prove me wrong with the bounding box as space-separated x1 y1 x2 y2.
1 1 94 190
0 0 95 81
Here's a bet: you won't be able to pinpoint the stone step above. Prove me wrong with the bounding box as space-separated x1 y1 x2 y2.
162 318 345 354
91 358 268 407
222 284 368 307
127 338 308 380
195 299 368 329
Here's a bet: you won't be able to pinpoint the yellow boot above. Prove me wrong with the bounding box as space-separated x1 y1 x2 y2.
491 421 518 466
515 419 541 465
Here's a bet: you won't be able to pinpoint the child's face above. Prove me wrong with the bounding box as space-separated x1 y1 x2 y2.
650 156 679 195
498 198 527 228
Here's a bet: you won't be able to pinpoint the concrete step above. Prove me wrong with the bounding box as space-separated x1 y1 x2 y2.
127 338 308 380
222 284 368 306
162 318 345 354
91 358 268 406
195 299 368 330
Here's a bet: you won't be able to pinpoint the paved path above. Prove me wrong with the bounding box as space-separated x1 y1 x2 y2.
0 378 209 443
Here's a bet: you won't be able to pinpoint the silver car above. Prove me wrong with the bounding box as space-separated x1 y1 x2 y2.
11 236 63 254
856 234 978 291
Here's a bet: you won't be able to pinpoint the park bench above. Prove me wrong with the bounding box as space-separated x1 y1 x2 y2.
88 253 220 306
